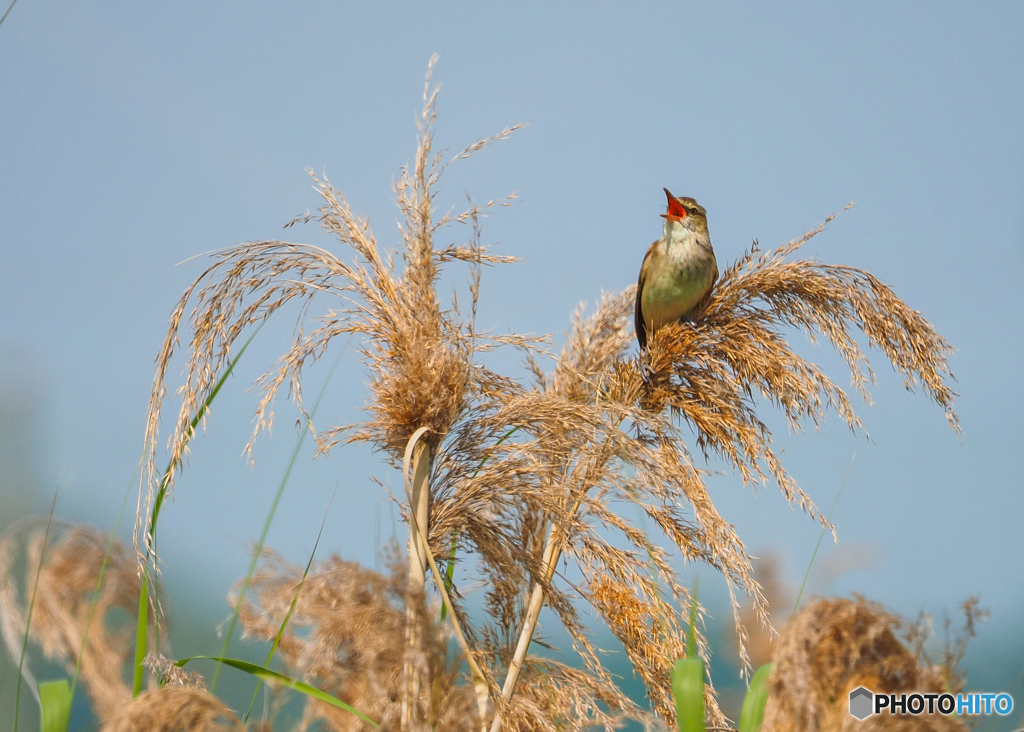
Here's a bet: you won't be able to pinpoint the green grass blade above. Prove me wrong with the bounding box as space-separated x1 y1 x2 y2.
673 578 704 732
131 579 148 697
177 656 378 728
210 344 345 693
686 577 699 660
148 324 264 540
793 453 855 615
671 658 705 732
242 492 335 723
38 680 72 732
14 492 59 732
133 324 264 696
0 0 19 29
738 663 772 732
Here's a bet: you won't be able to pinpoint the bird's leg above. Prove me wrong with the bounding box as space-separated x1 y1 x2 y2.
641 362 656 386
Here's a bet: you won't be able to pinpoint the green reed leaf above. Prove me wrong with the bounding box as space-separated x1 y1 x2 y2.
738 663 772 732
177 656 378 728
38 680 72 732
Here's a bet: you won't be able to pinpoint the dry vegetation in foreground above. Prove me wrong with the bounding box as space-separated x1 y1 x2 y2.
2 62 965 732
760 595 983 732
2 525 985 732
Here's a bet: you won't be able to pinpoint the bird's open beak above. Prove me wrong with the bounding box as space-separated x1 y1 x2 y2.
662 188 687 220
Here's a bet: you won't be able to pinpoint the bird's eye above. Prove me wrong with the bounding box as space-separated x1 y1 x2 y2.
687 208 696 217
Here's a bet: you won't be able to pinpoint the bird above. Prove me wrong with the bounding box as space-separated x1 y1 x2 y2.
634 189 718 351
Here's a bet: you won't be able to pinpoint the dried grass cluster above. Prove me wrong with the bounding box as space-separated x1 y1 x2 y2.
100 686 243 732
0 521 247 731
1 63 961 731
0 521 154 721
761 596 981 732
235 551 472 731
233 551 636 732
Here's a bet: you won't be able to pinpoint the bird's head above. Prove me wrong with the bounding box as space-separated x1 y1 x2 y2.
661 189 708 236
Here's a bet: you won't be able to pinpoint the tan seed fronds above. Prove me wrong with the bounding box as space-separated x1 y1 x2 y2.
902 596 986 697
731 554 794 671
134 60 531 568
234 550 648 732
761 596 973 732
494 658 650 732
643 219 958 506
0 519 163 723
145 650 206 689
235 550 477 732
100 686 243 732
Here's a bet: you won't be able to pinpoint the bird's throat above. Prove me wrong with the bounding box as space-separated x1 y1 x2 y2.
662 222 708 264
663 218 686 243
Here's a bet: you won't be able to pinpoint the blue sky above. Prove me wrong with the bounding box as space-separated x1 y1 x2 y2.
1 0 1022 702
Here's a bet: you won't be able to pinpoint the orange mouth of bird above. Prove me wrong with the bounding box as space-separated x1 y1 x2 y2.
663 191 688 221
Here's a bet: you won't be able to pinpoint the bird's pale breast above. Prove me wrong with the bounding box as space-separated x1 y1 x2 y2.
642 241 716 332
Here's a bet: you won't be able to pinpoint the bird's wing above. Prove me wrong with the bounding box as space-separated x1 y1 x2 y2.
634 243 656 351
692 254 719 317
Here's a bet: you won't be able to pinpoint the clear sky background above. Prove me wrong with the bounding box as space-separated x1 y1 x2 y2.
1 0 1022 718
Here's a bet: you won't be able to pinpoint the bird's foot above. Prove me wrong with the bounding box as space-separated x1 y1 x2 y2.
640 363 657 386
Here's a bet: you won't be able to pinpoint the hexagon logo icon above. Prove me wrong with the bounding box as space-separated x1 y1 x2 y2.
849 686 874 720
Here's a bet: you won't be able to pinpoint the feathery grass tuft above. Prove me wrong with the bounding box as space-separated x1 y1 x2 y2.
1 521 161 726
760 596 979 732
100 686 243 732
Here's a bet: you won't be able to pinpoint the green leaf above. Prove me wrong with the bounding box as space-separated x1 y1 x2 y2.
673 579 705 732
738 663 772 732
38 680 72 732
132 579 148 696
176 656 378 728
671 658 705 732
0 0 20 31
686 577 699 661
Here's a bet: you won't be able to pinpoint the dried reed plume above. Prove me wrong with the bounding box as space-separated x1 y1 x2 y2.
0 520 251 731
0 520 162 723
131 58 958 732
761 596 981 732
237 550 639 732
100 686 243 732
236 551 476 731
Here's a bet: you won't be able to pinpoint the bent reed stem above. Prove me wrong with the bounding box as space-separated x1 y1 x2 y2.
403 427 490 732
403 428 432 731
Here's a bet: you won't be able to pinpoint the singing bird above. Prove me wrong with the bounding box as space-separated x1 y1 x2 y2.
634 189 718 350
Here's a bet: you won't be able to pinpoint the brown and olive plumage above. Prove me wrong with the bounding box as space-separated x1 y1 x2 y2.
634 189 718 350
